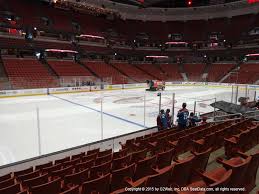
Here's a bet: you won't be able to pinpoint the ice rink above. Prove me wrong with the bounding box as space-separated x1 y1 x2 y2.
0 85 235 165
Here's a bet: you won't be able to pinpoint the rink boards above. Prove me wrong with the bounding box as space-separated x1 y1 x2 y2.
0 82 258 98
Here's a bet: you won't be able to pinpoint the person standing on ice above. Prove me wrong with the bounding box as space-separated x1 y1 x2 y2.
177 103 189 130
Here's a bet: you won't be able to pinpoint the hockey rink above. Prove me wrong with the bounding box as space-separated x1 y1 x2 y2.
0 85 242 165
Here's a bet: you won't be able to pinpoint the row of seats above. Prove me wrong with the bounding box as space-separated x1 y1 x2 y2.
47 60 93 77
2 58 58 89
1 1 258 42
225 63 259 84
0 118 258 194
82 61 131 84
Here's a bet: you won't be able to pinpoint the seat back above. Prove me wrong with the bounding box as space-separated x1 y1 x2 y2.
31 178 61 194
156 148 174 169
134 156 157 180
0 173 11 183
90 161 111 179
244 151 259 189
0 183 20 194
60 186 79 194
17 170 41 182
14 167 33 177
86 148 100 155
95 154 113 165
224 156 252 188
55 157 70 165
81 173 110 194
171 156 195 186
35 162 53 170
146 165 172 187
207 170 232 194
112 154 131 170
51 166 74 179
23 174 49 188
98 149 112 157
64 168 89 186
192 148 212 171
131 149 147 163
0 178 15 189
75 159 94 172
111 164 135 191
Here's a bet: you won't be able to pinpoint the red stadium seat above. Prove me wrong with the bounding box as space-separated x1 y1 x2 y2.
110 163 135 191
31 178 61 194
81 173 111 194
59 186 79 194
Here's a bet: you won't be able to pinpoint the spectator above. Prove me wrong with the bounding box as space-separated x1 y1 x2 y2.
166 109 172 128
188 112 201 127
200 117 208 125
177 103 189 130
157 109 167 131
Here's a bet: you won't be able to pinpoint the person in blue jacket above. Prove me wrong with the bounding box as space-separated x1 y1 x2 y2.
188 112 201 127
177 103 189 130
157 109 168 130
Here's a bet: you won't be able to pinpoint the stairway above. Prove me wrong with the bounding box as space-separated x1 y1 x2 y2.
219 63 240 83
132 63 158 80
0 55 11 89
77 61 99 78
40 59 59 79
109 62 137 83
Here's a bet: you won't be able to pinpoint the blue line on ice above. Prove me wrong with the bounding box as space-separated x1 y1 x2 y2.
50 94 147 128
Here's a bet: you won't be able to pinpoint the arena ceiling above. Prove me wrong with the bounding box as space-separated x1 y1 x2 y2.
109 0 241 8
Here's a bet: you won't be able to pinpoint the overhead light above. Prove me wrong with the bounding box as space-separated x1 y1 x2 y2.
146 56 169 59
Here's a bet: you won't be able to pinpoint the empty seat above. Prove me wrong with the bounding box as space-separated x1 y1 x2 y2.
75 159 95 172
14 167 33 177
111 164 135 192
98 149 112 157
31 178 61 194
35 162 53 170
0 178 15 189
64 168 89 187
170 156 195 186
95 153 112 165
112 154 132 170
156 148 175 169
0 173 12 183
71 153 85 160
134 156 157 180
17 170 41 182
81 173 110 194
90 161 111 179
23 174 49 189
55 157 70 165
59 186 79 194
86 149 99 156
0 183 21 194
51 166 74 179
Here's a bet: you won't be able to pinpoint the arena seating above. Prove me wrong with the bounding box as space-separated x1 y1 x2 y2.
159 64 183 81
183 63 206 81
223 63 259 84
111 62 154 82
135 63 167 80
82 61 128 84
47 60 93 77
0 118 258 194
2 58 58 89
207 63 235 82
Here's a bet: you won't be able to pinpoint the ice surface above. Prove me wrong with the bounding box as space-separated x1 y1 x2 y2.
0 86 232 165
